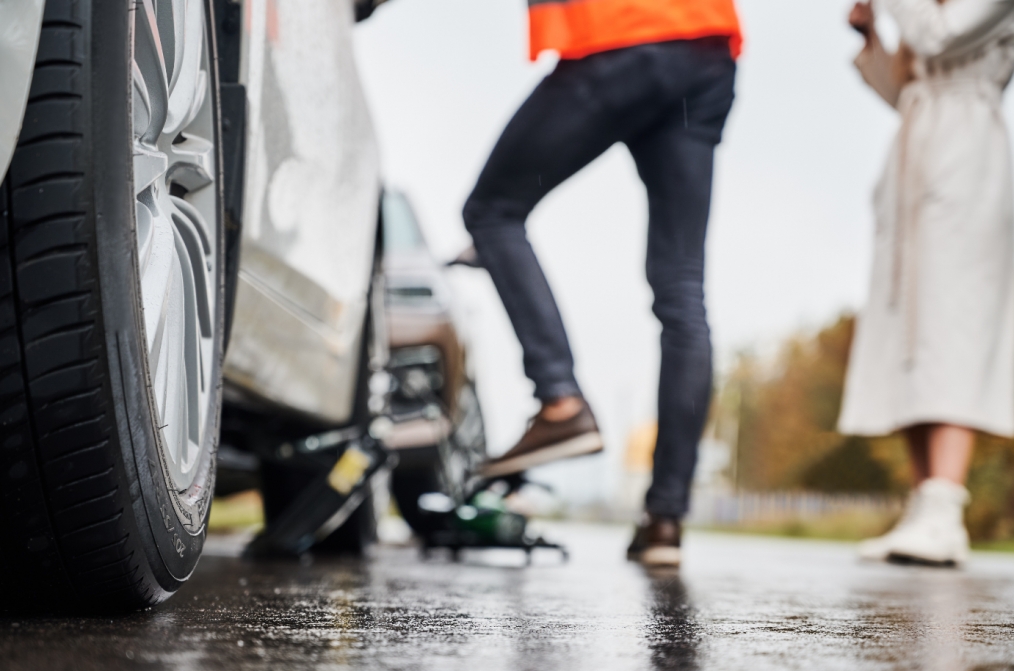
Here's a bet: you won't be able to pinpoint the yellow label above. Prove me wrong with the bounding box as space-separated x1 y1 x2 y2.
327 447 371 495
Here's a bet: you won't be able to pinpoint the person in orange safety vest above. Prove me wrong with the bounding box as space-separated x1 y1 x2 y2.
464 0 742 568
528 0 741 61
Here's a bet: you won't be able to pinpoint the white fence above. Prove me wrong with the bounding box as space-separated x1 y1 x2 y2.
684 489 903 527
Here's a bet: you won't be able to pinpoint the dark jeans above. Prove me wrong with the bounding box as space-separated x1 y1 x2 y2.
463 38 736 519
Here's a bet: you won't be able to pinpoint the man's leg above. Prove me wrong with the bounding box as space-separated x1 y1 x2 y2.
463 54 663 402
627 50 735 521
634 129 715 520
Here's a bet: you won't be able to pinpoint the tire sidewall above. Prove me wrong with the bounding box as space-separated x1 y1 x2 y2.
91 0 225 586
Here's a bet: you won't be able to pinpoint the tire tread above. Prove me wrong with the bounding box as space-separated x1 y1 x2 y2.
0 0 155 612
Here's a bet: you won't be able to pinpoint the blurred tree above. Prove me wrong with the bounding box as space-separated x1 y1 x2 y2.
725 314 908 492
719 312 1014 541
801 436 893 492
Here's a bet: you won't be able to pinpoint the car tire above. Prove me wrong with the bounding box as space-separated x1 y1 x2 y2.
391 382 487 536
259 464 379 556
257 373 381 555
313 483 378 554
390 463 443 536
0 0 225 613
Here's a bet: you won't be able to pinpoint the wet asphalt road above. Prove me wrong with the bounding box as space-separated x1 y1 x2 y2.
3 523 1014 671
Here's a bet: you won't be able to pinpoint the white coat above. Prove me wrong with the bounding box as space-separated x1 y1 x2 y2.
839 0 1014 437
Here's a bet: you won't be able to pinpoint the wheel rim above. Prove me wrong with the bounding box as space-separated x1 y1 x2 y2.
131 0 218 492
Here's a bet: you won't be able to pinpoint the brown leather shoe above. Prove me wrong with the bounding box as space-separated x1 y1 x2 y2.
627 515 682 567
479 400 603 478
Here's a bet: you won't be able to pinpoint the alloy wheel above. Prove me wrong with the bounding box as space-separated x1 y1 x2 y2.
131 0 219 492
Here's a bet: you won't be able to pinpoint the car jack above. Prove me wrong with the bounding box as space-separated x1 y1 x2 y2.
416 475 569 565
244 428 397 558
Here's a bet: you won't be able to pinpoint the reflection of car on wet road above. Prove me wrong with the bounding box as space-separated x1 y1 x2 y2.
0 0 387 612
380 192 487 536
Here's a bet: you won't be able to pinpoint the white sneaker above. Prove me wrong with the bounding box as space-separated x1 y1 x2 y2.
857 489 923 562
886 478 970 566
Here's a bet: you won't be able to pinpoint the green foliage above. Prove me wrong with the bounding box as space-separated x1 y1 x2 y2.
801 436 894 493
966 434 1014 541
208 491 264 532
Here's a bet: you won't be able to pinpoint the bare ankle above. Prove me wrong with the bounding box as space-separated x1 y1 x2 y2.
540 396 583 422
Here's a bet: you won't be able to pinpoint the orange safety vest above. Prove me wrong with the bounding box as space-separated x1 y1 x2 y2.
528 0 743 62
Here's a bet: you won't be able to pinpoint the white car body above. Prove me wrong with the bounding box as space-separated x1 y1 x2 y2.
224 0 380 423
0 0 45 178
1 0 381 426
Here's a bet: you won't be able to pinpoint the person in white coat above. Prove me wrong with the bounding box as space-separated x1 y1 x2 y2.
842 0 1014 565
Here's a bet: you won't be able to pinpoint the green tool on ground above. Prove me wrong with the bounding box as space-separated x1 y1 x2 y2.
418 477 568 564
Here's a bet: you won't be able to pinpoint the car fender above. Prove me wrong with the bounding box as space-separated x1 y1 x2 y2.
221 0 381 424
0 1 44 179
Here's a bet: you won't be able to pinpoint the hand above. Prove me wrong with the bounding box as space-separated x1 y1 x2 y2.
849 2 875 39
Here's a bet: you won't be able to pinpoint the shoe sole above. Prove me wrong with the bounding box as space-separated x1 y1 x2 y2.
480 432 604 478
639 546 682 567
887 552 962 568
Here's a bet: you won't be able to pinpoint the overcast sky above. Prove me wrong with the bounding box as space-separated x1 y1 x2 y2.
352 0 1014 504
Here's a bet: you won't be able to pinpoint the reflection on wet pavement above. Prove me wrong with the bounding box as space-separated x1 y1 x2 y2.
2 523 1014 670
